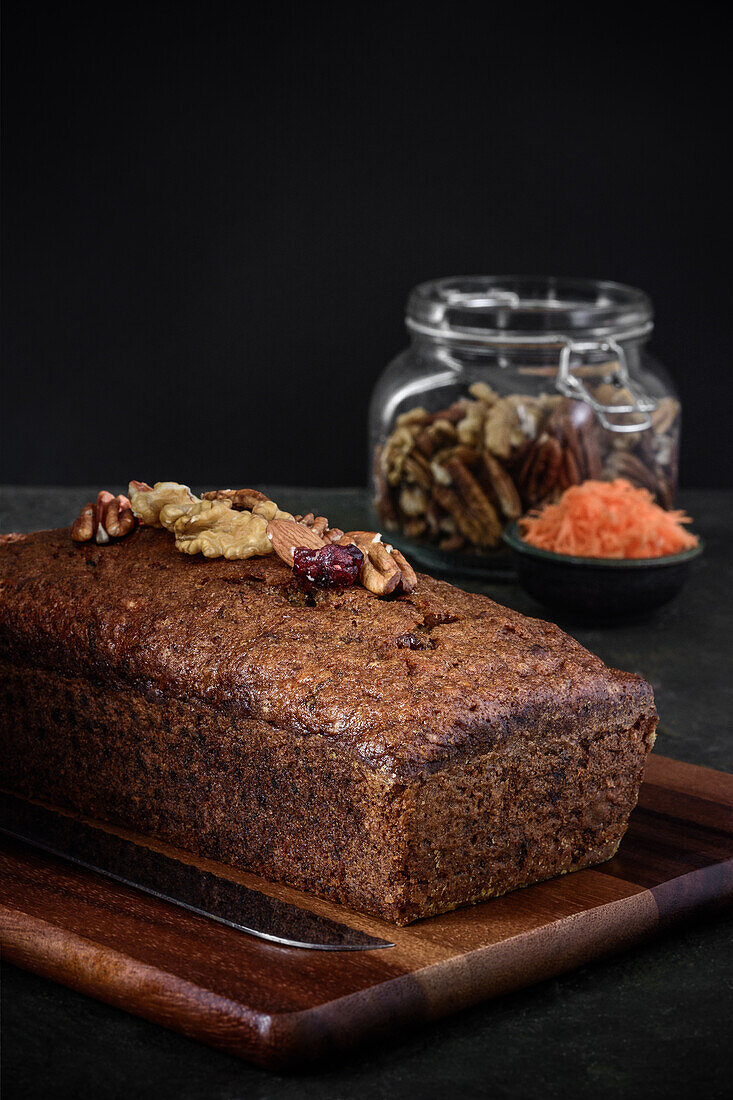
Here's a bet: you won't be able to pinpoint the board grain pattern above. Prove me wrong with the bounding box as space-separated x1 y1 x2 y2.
1 753 732 1070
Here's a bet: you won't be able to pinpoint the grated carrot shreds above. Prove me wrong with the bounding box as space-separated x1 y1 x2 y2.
519 479 698 559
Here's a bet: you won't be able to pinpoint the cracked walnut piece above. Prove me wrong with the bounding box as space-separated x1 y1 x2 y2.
128 481 293 560
128 481 199 529
72 491 137 544
202 488 270 510
173 500 276 560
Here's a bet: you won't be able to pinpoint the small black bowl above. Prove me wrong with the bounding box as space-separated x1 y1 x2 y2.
503 522 703 622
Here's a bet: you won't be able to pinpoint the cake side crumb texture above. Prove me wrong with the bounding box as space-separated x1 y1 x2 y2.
0 528 655 779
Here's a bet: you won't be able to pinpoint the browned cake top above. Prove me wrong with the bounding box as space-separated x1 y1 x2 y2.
0 528 654 778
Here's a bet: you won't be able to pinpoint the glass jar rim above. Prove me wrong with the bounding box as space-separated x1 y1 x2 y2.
406 275 653 344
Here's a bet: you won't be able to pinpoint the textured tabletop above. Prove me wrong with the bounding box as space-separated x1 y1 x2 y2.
1 485 732 1100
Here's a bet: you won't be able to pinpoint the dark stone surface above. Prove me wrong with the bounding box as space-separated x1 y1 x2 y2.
1 486 732 1098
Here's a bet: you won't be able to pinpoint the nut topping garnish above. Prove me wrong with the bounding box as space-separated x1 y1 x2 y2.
385 545 417 594
293 543 364 588
173 500 276 560
267 519 326 567
295 513 331 540
71 504 96 542
128 482 294 559
128 481 199 529
74 481 417 598
267 518 417 595
343 532 401 596
72 490 137 544
202 488 270 510
337 531 415 596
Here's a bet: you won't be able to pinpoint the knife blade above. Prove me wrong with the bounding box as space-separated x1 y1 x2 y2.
0 792 394 951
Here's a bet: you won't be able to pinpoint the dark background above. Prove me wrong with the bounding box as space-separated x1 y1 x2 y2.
2 3 731 488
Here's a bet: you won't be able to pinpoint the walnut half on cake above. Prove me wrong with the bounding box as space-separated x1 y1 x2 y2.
0 524 657 925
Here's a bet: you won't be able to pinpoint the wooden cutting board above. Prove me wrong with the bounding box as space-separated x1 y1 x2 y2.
2 754 732 1071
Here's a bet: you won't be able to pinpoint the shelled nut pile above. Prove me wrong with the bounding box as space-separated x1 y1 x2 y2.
375 382 680 554
71 482 416 598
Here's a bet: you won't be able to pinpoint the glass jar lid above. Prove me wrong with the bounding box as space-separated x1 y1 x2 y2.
406 275 657 432
406 275 653 343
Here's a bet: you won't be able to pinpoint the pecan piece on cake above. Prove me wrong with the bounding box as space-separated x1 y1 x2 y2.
72 490 137 545
338 531 417 596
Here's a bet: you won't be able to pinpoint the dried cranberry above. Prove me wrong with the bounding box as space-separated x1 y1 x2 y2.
292 548 321 585
293 543 364 589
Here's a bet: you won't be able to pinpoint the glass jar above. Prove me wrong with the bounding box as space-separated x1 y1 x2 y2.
369 276 680 576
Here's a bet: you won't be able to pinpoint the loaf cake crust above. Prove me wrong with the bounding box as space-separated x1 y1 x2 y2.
0 527 657 923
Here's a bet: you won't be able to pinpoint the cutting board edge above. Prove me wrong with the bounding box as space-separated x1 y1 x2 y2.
0 904 282 1068
4 862 732 1071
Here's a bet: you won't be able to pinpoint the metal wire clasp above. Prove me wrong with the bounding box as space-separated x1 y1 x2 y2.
556 337 658 433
